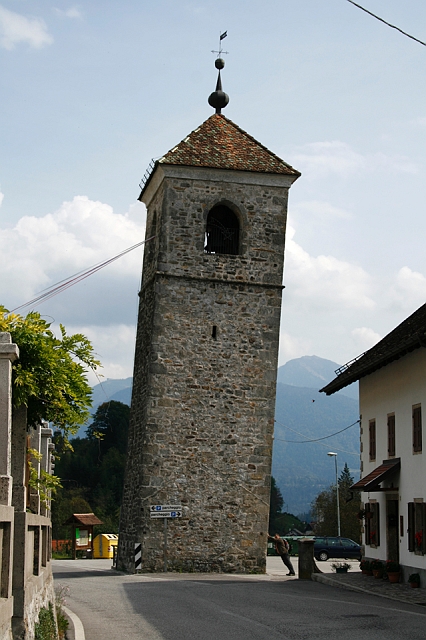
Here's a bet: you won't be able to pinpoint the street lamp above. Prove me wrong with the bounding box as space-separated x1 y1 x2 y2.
327 452 341 537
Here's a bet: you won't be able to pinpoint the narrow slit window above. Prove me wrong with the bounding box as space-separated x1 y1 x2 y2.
212 326 217 340
204 205 240 255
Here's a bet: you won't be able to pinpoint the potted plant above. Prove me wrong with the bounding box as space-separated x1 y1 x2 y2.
385 560 401 583
371 559 384 579
360 559 372 575
331 562 351 574
408 573 420 588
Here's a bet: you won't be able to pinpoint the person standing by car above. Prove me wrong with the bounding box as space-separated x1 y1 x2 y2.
268 533 296 576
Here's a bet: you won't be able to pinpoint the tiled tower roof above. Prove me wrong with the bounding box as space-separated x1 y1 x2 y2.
158 114 300 176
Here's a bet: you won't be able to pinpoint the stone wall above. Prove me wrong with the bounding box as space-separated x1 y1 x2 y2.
118 166 296 573
0 333 55 640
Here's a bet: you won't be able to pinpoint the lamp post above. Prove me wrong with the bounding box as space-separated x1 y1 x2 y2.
327 452 341 537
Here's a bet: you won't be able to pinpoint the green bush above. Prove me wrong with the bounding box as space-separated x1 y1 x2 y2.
34 604 57 640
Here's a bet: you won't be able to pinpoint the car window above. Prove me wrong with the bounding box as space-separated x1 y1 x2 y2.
328 539 342 546
314 538 325 545
342 538 358 547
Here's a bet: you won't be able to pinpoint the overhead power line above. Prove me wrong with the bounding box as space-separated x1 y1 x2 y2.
274 418 360 444
347 0 426 47
11 236 155 314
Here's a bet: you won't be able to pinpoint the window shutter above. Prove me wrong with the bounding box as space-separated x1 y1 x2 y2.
365 503 371 545
387 414 395 457
408 502 415 551
413 406 422 453
423 504 426 554
375 502 380 547
369 420 376 461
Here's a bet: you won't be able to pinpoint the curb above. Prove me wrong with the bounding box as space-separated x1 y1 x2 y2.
312 573 426 607
63 606 85 640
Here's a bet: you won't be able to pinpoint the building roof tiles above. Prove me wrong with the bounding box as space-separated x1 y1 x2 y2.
158 113 300 176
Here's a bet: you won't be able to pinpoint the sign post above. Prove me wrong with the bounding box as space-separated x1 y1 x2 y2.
150 505 182 573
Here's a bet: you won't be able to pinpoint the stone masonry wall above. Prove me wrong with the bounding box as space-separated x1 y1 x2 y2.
118 168 292 573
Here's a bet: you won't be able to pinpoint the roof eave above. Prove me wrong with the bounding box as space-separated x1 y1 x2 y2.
320 340 424 396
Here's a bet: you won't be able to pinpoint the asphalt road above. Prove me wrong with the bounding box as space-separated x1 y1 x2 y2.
53 559 426 640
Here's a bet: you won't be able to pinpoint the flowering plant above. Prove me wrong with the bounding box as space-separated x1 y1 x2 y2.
371 559 384 571
331 562 351 571
360 559 371 571
385 560 400 573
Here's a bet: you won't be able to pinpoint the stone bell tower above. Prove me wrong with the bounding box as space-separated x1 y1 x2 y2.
117 57 300 573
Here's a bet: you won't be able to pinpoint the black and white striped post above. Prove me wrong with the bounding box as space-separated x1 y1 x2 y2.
134 542 142 572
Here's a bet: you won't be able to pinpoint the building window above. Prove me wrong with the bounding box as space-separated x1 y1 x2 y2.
204 204 240 255
365 502 380 547
387 414 396 457
408 501 426 554
413 405 422 453
369 420 376 461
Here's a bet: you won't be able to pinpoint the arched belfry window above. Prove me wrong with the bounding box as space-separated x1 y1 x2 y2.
204 204 240 255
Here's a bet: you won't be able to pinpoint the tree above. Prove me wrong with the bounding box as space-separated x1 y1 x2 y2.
269 476 284 524
0 306 100 435
268 477 306 535
86 400 130 455
311 462 361 542
53 401 130 535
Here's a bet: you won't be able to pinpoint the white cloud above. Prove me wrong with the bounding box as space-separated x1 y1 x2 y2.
68 323 137 382
350 327 381 354
54 7 82 19
293 141 365 179
0 195 146 305
278 332 312 366
293 141 418 180
285 225 375 311
291 200 352 221
410 116 426 128
0 5 53 50
395 266 426 303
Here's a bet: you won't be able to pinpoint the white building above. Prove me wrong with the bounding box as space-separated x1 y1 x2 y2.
321 303 426 582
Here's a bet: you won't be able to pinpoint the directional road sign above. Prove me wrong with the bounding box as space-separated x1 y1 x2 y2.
150 505 182 512
150 510 182 518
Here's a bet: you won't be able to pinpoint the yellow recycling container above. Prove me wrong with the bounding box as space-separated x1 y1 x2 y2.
93 534 118 559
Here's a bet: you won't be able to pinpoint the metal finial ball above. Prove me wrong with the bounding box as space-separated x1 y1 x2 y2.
215 58 225 70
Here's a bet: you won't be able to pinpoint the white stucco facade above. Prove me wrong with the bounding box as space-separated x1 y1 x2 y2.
359 346 426 580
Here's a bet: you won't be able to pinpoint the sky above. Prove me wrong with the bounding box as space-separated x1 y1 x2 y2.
1 0 426 385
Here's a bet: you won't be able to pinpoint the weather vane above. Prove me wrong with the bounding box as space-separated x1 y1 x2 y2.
208 31 229 114
211 31 228 58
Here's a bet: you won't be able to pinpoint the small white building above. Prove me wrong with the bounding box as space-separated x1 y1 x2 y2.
321 303 426 582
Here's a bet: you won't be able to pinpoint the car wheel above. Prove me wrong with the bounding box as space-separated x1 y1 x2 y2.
318 551 328 561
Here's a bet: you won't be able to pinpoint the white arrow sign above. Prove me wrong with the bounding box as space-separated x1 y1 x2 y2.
150 505 182 512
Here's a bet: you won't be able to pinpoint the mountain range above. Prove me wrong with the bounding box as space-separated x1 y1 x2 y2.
81 355 360 516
